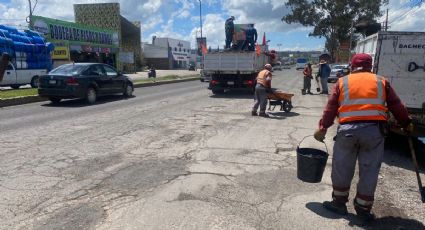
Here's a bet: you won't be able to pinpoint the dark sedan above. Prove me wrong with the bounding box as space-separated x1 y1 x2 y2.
38 63 134 104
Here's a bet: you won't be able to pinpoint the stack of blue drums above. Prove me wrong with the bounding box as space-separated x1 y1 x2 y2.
0 25 54 71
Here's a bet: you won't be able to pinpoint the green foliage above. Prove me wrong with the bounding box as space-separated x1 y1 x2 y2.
0 88 38 99
282 0 388 60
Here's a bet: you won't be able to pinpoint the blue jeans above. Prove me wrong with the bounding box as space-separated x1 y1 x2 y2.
320 77 328 93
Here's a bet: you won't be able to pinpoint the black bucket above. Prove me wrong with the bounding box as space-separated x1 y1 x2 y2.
297 136 329 183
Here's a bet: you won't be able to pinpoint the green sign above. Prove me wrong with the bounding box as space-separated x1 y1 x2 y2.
31 15 118 47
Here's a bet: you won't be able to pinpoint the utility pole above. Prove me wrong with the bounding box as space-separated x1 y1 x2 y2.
27 0 33 28
199 0 203 39
385 8 389 31
348 21 354 62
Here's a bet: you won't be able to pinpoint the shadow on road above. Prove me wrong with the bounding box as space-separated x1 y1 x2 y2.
267 111 300 120
306 202 425 230
40 95 135 108
384 132 425 170
209 89 254 99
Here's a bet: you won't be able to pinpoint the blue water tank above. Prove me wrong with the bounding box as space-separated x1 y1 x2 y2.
0 29 11 38
0 25 18 34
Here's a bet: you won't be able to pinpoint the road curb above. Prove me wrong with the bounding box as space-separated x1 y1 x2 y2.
0 77 200 108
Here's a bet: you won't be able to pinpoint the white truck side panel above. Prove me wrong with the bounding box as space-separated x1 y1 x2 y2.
204 48 268 74
0 64 46 86
374 32 425 109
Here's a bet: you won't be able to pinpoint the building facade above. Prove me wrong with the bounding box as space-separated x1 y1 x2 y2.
31 15 119 69
143 37 190 69
74 3 141 72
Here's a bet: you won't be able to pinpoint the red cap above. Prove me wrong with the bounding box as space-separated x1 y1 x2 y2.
351 53 372 70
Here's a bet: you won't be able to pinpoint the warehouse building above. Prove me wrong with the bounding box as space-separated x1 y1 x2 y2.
143 36 190 70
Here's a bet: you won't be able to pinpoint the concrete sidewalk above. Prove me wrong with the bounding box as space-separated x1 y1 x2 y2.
126 69 200 81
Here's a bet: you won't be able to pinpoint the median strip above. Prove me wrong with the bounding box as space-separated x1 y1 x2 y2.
0 74 200 107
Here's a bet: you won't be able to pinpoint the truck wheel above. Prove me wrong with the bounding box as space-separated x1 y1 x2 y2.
10 85 20 89
86 87 97 104
49 97 61 104
30 76 39 88
212 89 224 94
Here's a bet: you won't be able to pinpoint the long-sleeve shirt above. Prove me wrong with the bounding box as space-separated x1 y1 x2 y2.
319 77 411 131
303 66 312 76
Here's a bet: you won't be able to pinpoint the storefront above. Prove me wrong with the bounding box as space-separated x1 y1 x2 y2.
31 15 119 68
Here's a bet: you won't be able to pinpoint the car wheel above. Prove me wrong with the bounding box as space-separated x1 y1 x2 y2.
30 76 39 88
49 97 61 104
123 83 133 97
86 87 97 104
10 84 20 89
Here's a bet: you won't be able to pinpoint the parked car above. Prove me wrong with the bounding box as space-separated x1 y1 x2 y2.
188 63 196 71
38 63 134 104
328 64 350 83
273 62 282 71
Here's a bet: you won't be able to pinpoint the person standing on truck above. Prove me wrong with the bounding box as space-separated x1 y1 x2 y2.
225 16 235 49
252 64 273 117
318 59 331 94
313 53 413 222
302 63 313 95
242 24 257 51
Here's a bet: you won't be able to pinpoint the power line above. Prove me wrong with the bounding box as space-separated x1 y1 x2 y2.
389 0 423 25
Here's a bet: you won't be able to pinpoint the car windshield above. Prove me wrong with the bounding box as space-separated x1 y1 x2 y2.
49 64 87 75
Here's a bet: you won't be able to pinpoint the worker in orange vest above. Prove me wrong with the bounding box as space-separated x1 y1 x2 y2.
314 53 413 222
252 64 273 117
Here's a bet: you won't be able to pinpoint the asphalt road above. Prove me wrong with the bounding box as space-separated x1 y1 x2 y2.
1 68 424 230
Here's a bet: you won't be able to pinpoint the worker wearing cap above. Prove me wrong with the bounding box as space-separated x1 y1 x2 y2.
314 53 412 221
252 64 273 117
318 59 331 94
225 16 235 49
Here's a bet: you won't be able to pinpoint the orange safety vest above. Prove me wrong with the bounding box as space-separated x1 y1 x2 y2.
256 70 272 87
337 72 388 123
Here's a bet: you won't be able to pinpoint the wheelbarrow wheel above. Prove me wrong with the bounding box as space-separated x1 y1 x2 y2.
283 101 292 112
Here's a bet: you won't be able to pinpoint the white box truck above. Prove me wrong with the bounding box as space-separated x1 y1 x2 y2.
355 31 425 136
205 46 269 94
1 55 46 89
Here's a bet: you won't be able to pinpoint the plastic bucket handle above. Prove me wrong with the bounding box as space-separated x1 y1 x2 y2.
297 135 329 154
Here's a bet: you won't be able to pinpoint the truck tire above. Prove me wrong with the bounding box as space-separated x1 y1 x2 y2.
10 84 20 89
30 76 39 88
212 89 224 94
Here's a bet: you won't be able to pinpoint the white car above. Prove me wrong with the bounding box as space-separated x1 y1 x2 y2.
328 64 350 83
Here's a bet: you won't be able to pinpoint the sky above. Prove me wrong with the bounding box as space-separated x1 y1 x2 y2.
1 0 425 51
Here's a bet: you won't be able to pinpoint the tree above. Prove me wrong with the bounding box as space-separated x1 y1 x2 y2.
282 0 388 61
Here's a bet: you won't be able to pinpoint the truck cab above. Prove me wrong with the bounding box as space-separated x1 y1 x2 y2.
0 61 46 89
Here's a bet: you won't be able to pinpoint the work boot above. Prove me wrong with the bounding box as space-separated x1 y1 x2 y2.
251 111 258 116
258 112 269 118
323 200 348 215
354 200 375 222
356 210 375 222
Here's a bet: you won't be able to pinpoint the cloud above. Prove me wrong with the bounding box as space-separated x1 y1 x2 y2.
383 0 425 31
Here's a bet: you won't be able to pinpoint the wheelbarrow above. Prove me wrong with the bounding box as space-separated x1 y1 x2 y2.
267 90 294 112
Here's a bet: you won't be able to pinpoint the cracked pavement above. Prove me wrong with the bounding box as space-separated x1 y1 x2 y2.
0 69 424 230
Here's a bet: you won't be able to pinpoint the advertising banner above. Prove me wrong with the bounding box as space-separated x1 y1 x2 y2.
31 15 119 47
196 37 207 56
52 46 69 60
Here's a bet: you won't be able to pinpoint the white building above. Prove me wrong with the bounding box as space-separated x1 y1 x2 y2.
142 37 191 69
